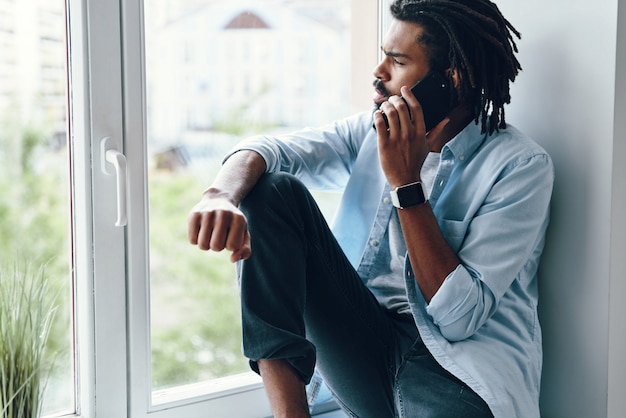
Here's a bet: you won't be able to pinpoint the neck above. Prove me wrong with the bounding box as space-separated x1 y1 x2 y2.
427 106 474 153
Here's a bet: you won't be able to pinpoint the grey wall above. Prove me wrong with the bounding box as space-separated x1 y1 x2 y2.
497 1 626 417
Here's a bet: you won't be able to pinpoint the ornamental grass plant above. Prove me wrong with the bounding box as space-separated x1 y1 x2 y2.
0 262 58 418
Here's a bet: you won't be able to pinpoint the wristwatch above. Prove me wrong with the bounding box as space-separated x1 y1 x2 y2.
390 181 427 209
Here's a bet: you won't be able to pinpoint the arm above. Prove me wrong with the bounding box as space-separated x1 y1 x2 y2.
187 150 266 262
374 85 465 302
188 113 367 261
395 202 459 302
225 113 371 191
376 87 553 341
427 153 553 340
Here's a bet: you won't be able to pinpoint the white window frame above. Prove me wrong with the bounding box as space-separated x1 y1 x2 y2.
67 0 383 416
69 0 128 415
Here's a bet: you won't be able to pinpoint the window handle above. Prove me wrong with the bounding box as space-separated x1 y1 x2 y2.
100 137 128 227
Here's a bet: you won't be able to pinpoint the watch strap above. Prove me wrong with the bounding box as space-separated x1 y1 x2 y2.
390 181 427 209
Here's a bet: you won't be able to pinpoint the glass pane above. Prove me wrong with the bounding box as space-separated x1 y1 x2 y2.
145 0 351 393
0 0 74 415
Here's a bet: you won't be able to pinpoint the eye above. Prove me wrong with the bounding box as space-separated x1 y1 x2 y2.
393 58 405 66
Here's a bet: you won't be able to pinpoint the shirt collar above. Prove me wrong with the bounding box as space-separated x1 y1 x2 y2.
442 121 488 161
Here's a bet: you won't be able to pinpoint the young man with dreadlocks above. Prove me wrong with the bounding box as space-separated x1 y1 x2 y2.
188 0 553 416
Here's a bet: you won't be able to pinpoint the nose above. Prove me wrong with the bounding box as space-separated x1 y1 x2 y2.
373 59 388 81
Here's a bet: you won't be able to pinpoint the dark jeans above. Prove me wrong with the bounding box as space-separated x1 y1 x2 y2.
237 173 492 418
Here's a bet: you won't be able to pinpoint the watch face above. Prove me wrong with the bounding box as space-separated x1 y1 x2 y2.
396 182 426 208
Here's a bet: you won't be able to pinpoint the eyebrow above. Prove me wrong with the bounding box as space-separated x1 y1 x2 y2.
381 46 411 60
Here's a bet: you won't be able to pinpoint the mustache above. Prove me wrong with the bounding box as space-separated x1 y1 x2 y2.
373 79 391 98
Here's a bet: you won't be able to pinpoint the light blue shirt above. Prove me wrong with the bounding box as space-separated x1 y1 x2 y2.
229 111 554 418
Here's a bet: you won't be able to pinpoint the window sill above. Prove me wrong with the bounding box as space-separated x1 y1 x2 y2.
150 372 348 417
151 373 264 409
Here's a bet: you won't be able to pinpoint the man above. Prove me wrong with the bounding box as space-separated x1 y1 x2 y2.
187 0 553 417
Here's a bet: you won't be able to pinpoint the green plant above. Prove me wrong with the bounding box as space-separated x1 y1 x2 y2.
0 122 72 414
0 261 58 418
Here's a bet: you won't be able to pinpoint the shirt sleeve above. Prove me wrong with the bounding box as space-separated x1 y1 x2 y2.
223 112 372 191
426 150 554 342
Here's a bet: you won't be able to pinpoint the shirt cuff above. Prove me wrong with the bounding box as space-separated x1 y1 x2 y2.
426 264 477 328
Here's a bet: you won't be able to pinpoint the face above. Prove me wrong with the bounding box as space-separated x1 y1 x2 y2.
372 19 431 106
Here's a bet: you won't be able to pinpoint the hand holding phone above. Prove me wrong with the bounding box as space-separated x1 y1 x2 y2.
407 70 455 132
374 70 455 133
374 71 455 188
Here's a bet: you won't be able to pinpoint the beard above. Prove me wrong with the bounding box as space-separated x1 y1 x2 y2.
372 79 391 109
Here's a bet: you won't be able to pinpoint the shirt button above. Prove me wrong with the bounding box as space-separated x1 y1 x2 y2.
459 155 465 161
369 239 379 247
383 197 391 205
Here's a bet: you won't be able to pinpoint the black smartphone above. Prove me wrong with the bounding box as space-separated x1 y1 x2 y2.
408 70 455 132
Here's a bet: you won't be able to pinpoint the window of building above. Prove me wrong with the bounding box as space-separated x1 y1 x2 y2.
2 0 382 416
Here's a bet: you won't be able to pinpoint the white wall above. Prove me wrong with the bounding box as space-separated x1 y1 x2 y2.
608 2 626 416
497 1 626 416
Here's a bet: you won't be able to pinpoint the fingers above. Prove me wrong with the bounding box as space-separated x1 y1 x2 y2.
217 210 248 254
187 210 216 250
378 88 421 135
398 86 425 133
379 100 399 133
187 211 202 245
230 229 251 262
187 204 251 261
373 108 389 133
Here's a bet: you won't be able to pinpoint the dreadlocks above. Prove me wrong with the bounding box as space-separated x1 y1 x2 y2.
390 0 522 134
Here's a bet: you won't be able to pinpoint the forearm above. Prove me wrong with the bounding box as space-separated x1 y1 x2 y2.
397 202 460 303
204 150 267 206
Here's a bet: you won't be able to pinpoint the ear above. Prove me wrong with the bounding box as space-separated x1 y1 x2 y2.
447 68 461 89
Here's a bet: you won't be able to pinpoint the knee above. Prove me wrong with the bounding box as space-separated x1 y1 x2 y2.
241 172 306 211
